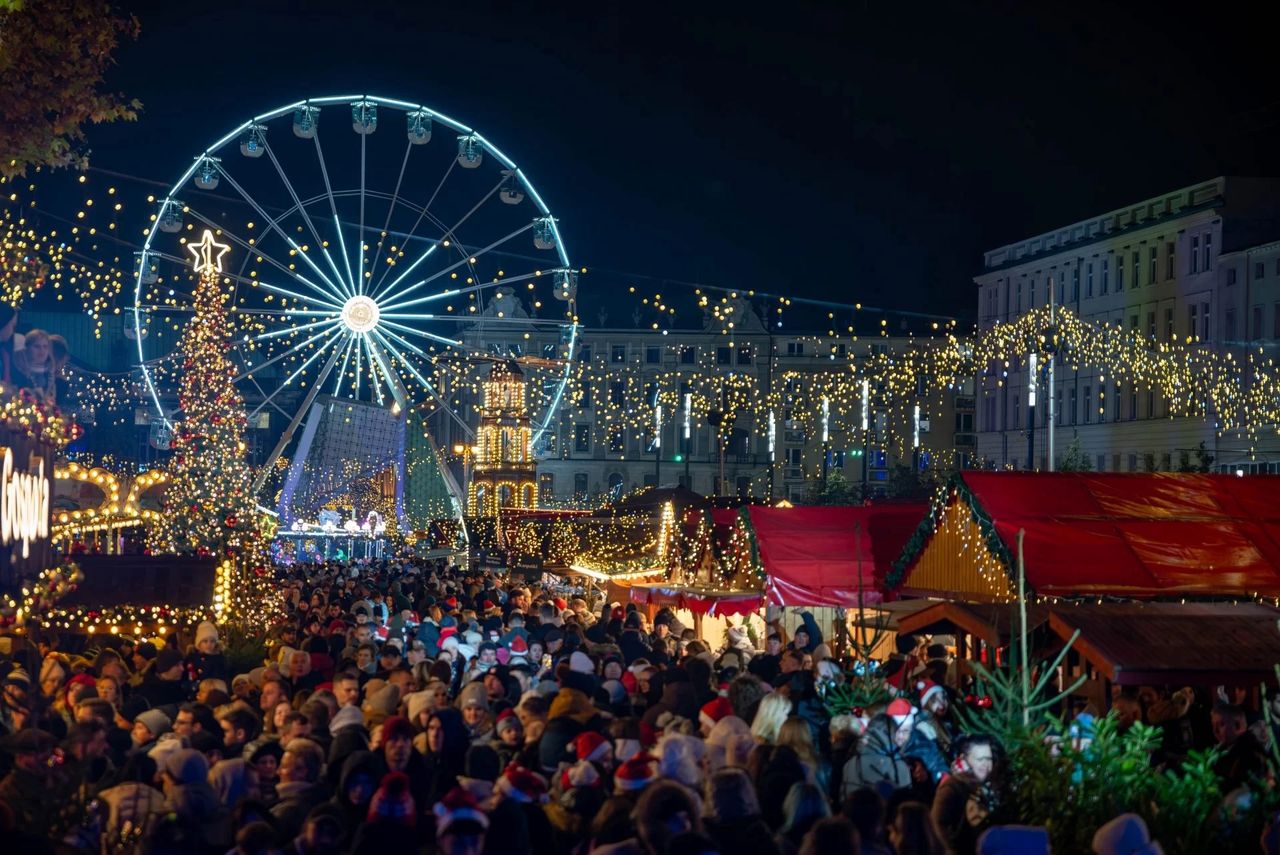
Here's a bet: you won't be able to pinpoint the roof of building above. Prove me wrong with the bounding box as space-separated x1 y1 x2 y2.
1046 602 1280 685
746 503 926 607
889 472 1280 600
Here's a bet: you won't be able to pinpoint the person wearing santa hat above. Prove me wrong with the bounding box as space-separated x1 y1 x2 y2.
489 764 555 853
613 753 658 798
699 695 735 737
571 729 614 771
840 699 915 798
432 786 489 855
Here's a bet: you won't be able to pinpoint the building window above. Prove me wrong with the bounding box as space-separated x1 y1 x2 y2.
579 382 592 409
645 346 661 364
1188 305 1198 341
1128 453 1138 472
1226 308 1236 342
1228 268 1237 286
737 346 753 365
609 381 625 406
611 345 626 363
607 426 624 453
1069 387 1077 425
1130 314 1139 331
574 473 588 497
1202 301 1211 342
579 345 592 363
1016 282 1022 312
1165 308 1174 341
1147 311 1156 339
1086 263 1094 297
1113 382 1121 421
1190 236 1200 274
1274 303 1280 340
716 346 731 365
1147 390 1155 419
574 424 591 453
1204 233 1213 269
1256 262 1267 280
1071 266 1080 301
1166 242 1175 280
1056 386 1064 426
786 341 805 356
1254 305 1264 341
1129 387 1137 421
538 473 554 500
1132 250 1140 288
1101 261 1109 294
1149 246 1157 284
680 346 696 364
1097 454 1106 472
1083 386 1092 423
1115 256 1124 290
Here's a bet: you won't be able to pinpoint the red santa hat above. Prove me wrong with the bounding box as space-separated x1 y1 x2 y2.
554 597 568 611
508 634 529 656
573 731 612 764
446 596 459 609
560 759 603 791
433 786 490 837
613 754 658 793
496 764 549 804
916 679 945 709
699 695 734 731
439 626 459 645
887 697 918 727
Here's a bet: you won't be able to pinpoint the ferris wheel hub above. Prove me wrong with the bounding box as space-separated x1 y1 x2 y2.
341 295 380 334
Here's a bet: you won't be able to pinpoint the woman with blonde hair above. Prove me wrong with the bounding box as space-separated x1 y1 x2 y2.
751 692 793 744
13 328 61 402
777 715 830 793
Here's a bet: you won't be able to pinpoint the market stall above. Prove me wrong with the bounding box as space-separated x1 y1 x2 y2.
887 472 1280 602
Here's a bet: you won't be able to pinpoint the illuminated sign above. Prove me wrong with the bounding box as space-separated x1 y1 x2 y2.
2 447 50 559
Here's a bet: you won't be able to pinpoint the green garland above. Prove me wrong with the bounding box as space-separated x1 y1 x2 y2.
884 472 1019 593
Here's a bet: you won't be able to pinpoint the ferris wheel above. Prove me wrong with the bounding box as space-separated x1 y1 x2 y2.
131 94 579 486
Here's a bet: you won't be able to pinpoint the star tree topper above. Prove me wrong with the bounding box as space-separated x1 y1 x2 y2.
188 229 231 275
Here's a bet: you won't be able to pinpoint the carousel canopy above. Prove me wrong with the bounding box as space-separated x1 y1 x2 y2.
890 472 1280 601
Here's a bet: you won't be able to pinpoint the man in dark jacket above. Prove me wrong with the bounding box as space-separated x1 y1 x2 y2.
270 738 330 844
135 647 187 711
617 613 651 664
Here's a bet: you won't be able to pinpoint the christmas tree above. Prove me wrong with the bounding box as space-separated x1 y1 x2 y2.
153 230 268 620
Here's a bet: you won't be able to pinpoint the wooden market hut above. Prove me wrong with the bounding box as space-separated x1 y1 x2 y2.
886 472 1280 700
629 502 926 643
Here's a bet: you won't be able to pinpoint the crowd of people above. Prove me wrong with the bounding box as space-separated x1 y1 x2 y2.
0 555 1263 854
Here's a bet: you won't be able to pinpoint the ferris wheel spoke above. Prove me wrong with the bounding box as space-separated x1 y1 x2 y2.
370 176 505 305
383 267 551 311
244 330 343 417
365 140 414 293
359 336 386 406
148 249 335 309
375 317 463 349
371 328 474 438
311 131 358 295
261 137 353 301
241 316 342 345
369 157 457 297
184 205 344 309
365 333 408 408
461 314 576 328
249 328 345 419
379 222 536 313
211 163 349 302
234 320 343 383
332 336 357 397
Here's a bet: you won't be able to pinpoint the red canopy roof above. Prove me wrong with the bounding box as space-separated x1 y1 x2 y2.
899 472 1280 599
749 504 926 607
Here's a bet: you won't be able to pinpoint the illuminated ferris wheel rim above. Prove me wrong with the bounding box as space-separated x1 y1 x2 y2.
131 93 579 450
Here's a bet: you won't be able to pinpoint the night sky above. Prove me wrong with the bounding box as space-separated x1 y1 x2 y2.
86 0 1279 325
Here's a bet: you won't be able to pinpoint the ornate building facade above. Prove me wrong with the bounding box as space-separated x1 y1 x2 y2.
468 361 538 514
